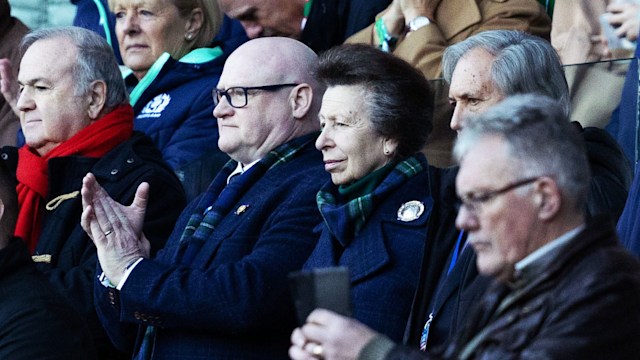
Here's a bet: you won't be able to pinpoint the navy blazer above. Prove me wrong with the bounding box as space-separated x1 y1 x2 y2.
95 140 329 359
304 164 455 342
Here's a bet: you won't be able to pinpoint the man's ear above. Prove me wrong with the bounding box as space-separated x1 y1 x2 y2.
290 84 313 120
87 80 107 120
535 177 562 221
185 7 204 39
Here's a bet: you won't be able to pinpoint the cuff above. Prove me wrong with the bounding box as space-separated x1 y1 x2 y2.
358 334 396 360
116 257 144 290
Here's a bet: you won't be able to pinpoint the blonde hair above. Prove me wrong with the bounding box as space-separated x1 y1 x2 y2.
109 0 222 58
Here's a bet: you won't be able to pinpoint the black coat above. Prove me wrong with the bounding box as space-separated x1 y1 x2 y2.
402 124 633 352
388 218 640 359
0 238 97 359
302 0 391 53
1 131 186 359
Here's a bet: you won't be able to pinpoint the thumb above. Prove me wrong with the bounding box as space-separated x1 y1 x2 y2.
132 182 150 211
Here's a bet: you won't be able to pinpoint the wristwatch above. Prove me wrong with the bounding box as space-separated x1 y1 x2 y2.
408 16 431 32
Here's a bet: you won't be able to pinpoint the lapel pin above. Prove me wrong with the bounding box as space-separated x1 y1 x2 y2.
397 200 424 222
235 204 250 215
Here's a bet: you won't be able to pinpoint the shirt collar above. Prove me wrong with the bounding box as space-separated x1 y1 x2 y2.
227 159 260 184
515 224 585 274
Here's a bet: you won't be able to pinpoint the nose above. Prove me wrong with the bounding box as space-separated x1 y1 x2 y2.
240 21 264 38
455 204 478 232
315 126 332 151
450 105 464 132
120 12 139 36
16 88 34 112
213 95 233 119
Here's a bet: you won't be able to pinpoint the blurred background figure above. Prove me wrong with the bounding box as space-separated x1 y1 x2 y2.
0 0 28 147
552 0 640 64
72 0 122 63
347 0 551 79
218 0 391 53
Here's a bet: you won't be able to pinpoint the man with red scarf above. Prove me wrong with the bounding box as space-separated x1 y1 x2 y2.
2 27 186 359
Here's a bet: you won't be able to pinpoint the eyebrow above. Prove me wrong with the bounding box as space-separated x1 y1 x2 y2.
17 78 47 86
234 6 257 21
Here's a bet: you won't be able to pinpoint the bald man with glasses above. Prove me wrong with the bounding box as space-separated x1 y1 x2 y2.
82 37 329 359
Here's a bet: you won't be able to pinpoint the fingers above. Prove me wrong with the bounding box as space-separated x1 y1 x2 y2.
80 204 96 242
290 328 324 360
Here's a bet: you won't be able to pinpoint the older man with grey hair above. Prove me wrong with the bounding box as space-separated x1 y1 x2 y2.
6 26 186 359
290 95 640 360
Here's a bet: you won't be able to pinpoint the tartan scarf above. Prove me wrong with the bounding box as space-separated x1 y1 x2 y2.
316 154 428 247
15 105 134 253
176 133 317 264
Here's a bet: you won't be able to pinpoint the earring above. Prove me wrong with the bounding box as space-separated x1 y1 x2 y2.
185 33 193 40
384 148 391 155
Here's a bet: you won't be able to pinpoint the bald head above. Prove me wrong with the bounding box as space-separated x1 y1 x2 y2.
225 37 324 121
229 37 317 84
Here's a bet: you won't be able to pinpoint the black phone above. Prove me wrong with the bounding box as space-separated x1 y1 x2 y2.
288 266 352 325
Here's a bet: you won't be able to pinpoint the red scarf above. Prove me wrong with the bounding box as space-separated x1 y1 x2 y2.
15 104 134 253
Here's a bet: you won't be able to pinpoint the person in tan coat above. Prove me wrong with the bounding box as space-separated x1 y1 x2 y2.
347 0 550 79
346 0 550 167
0 0 28 147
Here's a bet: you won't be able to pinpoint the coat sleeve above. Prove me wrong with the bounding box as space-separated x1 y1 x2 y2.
109 175 322 333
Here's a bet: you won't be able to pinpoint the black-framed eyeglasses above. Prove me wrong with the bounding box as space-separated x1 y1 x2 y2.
458 176 542 215
213 83 299 109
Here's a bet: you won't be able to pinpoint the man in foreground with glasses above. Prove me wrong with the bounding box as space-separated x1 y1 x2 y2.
81 37 329 359
291 95 640 359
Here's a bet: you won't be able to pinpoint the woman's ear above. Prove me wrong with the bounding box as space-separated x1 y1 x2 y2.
383 138 399 156
184 7 204 40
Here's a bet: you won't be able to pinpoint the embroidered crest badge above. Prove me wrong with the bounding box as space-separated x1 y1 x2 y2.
397 200 424 222
139 93 171 118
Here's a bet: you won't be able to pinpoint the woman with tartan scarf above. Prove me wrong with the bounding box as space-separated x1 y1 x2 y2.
293 44 459 358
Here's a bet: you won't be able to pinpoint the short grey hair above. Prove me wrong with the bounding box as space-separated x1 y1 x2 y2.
21 26 127 113
454 94 589 211
443 30 570 117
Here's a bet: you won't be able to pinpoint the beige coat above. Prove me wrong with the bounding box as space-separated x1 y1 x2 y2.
551 0 612 64
347 0 551 79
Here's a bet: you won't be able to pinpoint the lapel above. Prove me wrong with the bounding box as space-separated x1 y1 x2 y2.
432 244 475 315
342 192 433 283
186 168 280 267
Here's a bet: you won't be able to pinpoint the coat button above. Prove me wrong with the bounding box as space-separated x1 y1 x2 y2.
0 153 7 160
110 169 119 175
126 158 134 164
